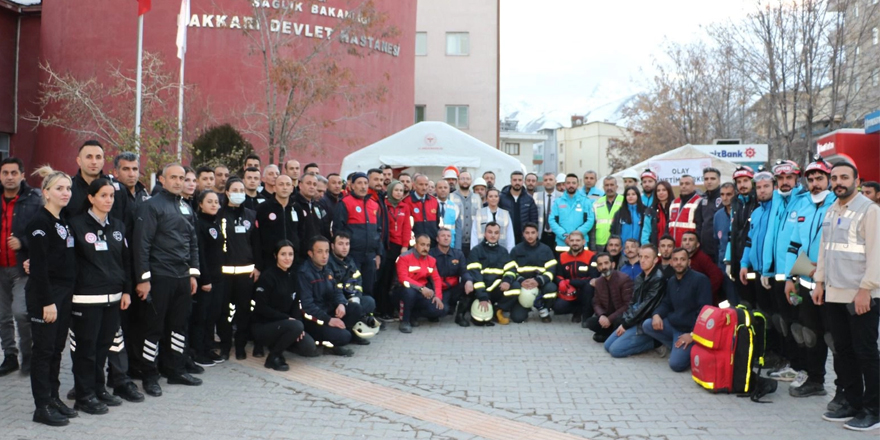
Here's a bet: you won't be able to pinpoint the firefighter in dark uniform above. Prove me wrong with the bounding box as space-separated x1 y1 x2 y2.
192 190 224 367
68 179 131 415
251 240 317 371
429 228 471 326
217 178 261 360
255 175 300 272
553 230 598 324
25 167 77 426
131 164 202 398
298 236 362 357
293 174 328 265
326 232 376 344
466 222 517 326
509 222 558 323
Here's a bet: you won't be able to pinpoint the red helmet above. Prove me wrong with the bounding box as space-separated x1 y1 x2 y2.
772 160 801 176
640 169 658 181
804 159 832 175
732 165 754 180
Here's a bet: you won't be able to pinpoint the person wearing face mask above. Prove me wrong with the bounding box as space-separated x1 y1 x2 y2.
471 188 514 252
191 190 224 367
255 175 301 272
782 159 839 399
584 252 633 342
611 186 649 245
216 178 261 361
761 160 809 383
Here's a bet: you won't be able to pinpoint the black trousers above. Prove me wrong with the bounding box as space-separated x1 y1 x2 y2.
375 244 402 317
131 276 192 378
770 279 801 369
827 299 880 415
793 284 842 387
351 251 378 299
217 273 254 352
753 280 781 359
394 287 445 323
441 284 466 313
509 281 557 323
190 283 219 357
552 284 594 318
71 303 120 400
105 306 133 388
252 319 313 356
29 286 72 408
584 315 624 339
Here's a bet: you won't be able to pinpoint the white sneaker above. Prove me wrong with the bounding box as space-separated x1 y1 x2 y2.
791 370 808 388
770 366 798 382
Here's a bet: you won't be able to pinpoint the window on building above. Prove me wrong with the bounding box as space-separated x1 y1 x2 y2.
559 143 564 154
446 32 470 56
503 143 520 155
446 105 469 128
0 134 9 159
414 105 426 123
415 32 427 56
579 159 583 168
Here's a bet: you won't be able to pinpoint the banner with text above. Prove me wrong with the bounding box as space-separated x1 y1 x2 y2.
648 158 714 186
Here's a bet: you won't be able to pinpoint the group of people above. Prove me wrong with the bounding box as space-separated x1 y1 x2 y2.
0 143 878 432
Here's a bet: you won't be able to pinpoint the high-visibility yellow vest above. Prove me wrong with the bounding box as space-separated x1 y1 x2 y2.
593 195 623 246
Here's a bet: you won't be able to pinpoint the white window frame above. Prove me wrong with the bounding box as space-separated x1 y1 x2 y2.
445 32 470 56
446 105 469 129
503 143 520 156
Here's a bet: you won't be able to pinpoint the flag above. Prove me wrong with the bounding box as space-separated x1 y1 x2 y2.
137 0 151 16
176 0 190 59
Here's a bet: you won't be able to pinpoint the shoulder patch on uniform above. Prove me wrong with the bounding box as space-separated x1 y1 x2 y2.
32 229 45 237
797 217 805 222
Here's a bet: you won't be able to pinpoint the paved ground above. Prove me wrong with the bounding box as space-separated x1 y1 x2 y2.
0 315 869 440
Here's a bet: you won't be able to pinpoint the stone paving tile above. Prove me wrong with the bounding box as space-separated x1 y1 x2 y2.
0 315 869 439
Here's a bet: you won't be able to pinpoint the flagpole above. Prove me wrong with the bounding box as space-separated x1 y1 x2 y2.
135 14 144 153
176 0 188 161
177 51 184 161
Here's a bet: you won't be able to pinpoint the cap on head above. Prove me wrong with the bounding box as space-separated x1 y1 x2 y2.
640 169 658 181
352 172 368 183
733 165 755 180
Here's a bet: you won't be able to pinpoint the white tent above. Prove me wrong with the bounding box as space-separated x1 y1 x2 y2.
340 121 525 187
611 144 739 188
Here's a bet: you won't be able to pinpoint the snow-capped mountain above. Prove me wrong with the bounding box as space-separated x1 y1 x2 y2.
501 87 641 133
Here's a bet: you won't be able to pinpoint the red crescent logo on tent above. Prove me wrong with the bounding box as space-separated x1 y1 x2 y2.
425 134 437 146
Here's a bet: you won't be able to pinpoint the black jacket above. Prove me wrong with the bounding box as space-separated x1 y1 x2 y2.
429 246 468 289
499 188 538 240
24 208 76 312
251 265 300 325
243 193 268 212
69 212 131 301
219 204 259 268
133 189 200 281
196 212 223 287
726 192 757 272
466 241 515 302
297 260 346 325
509 240 556 287
255 197 301 271
2 182 43 271
698 187 721 262
67 170 131 222
326 253 362 299
292 192 327 263
621 265 666 329
319 192 343 238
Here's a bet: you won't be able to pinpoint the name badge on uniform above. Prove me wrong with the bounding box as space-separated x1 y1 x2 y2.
66 236 74 248
95 241 108 251
291 210 299 222
180 204 191 215
235 226 246 234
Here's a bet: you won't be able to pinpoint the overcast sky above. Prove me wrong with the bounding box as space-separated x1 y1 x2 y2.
500 0 753 111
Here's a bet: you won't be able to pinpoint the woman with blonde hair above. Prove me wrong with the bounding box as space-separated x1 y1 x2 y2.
25 166 77 426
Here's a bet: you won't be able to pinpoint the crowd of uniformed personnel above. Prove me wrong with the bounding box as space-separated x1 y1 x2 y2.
0 141 878 431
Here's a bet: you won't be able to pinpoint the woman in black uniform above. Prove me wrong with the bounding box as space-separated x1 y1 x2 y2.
25 166 77 426
192 190 224 366
252 240 316 371
67 178 131 415
217 178 261 360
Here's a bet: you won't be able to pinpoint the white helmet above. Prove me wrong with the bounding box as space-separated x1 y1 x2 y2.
470 300 493 322
518 287 539 309
556 173 566 184
472 177 488 189
353 318 381 339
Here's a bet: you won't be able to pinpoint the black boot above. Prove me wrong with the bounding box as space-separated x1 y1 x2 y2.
454 302 470 327
48 397 77 418
0 355 19 376
264 354 289 372
33 406 69 426
74 396 109 415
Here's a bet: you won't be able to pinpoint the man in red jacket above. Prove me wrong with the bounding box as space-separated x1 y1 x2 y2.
583 253 634 342
394 234 445 333
681 231 722 305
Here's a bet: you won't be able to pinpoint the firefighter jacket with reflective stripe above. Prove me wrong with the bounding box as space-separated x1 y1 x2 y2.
385 200 412 248
784 192 836 283
593 194 624 247
68 212 131 301
327 253 362 298
509 241 557 287
668 192 701 246
255 197 300 271
133 189 200 281
762 188 808 278
402 193 440 246
334 194 383 257
556 249 598 291
429 246 467 290
220 205 259 270
466 241 515 302
297 260 346 325
396 250 443 300
548 191 594 248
